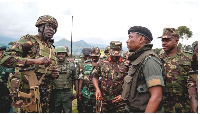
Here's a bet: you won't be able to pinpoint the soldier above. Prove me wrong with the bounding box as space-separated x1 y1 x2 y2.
50 46 78 113
158 28 197 113
188 42 198 113
78 48 94 113
0 15 59 113
0 46 12 113
92 41 127 113
114 26 165 113
122 51 130 76
102 46 110 60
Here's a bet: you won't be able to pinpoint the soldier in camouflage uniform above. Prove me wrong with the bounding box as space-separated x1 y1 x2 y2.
103 46 110 60
115 26 165 113
78 48 96 113
0 15 59 113
0 46 12 113
188 42 198 113
50 46 78 113
92 41 127 113
158 28 197 113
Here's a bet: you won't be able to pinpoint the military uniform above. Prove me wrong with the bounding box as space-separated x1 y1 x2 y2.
51 57 77 113
79 58 96 113
0 46 13 113
159 28 194 113
92 41 127 113
0 15 58 113
122 44 165 112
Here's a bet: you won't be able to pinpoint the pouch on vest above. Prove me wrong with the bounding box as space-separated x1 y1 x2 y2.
121 75 132 100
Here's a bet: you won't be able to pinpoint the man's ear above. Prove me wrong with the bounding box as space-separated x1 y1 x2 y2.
139 36 145 44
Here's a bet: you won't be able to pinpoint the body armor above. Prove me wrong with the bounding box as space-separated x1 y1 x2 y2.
54 60 74 89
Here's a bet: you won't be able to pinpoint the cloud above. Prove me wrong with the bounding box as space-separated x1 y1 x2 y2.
0 0 199 49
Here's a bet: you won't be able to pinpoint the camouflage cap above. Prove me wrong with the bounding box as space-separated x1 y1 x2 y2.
109 41 122 56
158 28 179 39
35 15 58 29
90 47 100 56
104 46 110 53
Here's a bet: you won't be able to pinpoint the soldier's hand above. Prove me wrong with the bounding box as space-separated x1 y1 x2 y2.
112 95 122 103
50 66 59 79
34 57 52 67
95 89 101 100
78 91 82 100
190 97 198 113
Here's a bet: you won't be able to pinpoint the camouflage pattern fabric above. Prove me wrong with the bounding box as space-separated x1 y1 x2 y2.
0 34 57 113
91 41 127 113
35 15 58 29
109 41 122 56
159 49 192 113
92 59 127 113
0 65 14 113
80 59 96 113
90 47 100 56
158 28 179 38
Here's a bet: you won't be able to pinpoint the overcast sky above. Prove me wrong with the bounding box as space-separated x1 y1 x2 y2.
0 0 199 49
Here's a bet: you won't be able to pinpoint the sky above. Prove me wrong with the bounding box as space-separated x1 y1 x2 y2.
0 0 199 49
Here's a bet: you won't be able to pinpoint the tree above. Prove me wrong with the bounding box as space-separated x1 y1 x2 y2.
177 43 183 50
177 26 193 40
8 42 14 45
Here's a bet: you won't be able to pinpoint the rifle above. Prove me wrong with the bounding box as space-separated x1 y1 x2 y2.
96 95 102 113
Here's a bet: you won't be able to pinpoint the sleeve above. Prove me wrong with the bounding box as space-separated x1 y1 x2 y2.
91 64 101 79
70 62 78 80
0 35 33 68
142 56 165 88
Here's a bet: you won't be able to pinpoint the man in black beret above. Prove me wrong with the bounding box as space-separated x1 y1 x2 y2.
113 26 165 113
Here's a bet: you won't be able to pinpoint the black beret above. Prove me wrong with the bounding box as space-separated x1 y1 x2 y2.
82 48 91 56
128 26 153 41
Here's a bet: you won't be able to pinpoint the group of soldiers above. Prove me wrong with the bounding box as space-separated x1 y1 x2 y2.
0 15 198 113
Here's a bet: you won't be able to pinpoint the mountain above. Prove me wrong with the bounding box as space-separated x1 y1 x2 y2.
54 38 128 55
54 38 93 55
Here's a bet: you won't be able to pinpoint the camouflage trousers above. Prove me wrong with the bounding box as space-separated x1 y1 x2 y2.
101 98 127 113
0 82 12 113
163 95 190 113
81 94 96 113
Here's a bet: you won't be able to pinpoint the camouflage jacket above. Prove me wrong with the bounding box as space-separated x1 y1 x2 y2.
0 34 57 112
159 49 193 112
91 59 128 100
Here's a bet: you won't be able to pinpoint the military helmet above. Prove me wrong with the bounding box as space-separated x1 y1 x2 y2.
109 41 122 56
90 47 100 56
82 48 91 56
35 15 58 29
55 46 68 55
104 46 110 53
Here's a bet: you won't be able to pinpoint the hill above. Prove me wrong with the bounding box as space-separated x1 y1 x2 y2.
54 38 128 55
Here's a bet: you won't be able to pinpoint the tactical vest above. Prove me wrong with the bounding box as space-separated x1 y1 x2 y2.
32 35 57 75
54 60 74 89
122 50 163 111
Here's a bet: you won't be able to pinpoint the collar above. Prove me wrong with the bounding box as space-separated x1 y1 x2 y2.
128 44 153 61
